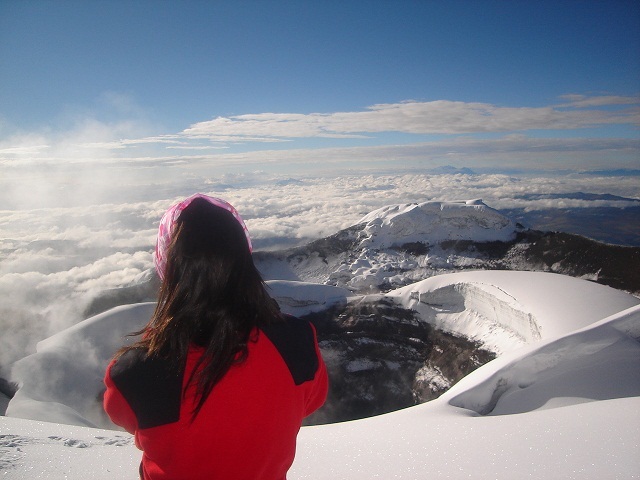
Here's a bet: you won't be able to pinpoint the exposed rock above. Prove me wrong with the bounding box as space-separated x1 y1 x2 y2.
255 228 640 295
303 298 495 425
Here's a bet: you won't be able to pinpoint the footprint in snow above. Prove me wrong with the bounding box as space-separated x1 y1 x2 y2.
47 436 91 448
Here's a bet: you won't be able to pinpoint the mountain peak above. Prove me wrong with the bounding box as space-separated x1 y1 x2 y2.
356 200 516 249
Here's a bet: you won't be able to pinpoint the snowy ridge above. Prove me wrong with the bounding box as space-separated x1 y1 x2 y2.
417 282 541 347
6 303 155 429
290 313 640 480
255 198 639 297
356 199 516 249
6 271 638 429
257 200 520 293
388 270 639 353
445 303 640 416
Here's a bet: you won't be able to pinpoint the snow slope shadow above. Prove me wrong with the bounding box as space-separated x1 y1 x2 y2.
448 305 640 416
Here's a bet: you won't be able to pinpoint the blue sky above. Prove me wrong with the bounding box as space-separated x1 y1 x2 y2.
2 1 640 358
1 0 639 172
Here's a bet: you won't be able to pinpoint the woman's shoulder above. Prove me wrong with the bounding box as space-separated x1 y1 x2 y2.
110 348 182 387
260 315 317 350
110 346 146 368
108 347 184 429
260 315 320 386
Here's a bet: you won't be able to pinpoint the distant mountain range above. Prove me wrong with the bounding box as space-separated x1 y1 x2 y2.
512 192 640 202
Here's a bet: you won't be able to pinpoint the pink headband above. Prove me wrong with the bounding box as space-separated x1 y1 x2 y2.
154 193 252 280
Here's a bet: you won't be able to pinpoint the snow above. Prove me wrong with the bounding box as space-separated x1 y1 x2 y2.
265 280 351 316
356 200 516 250
292 397 640 479
6 303 155 429
2 270 639 478
0 415 138 479
262 199 525 293
388 270 640 353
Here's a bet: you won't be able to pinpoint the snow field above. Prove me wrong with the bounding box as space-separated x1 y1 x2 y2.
1 271 638 478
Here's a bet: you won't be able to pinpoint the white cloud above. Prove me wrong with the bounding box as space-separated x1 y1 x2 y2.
1 169 639 376
1 95 638 183
180 96 640 141
557 94 640 108
0 145 50 155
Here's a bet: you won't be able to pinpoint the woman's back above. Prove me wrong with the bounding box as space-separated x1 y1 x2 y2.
102 194 328 479
105 317 327 479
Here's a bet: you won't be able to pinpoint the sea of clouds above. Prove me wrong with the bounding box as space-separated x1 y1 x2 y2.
1 164 639 378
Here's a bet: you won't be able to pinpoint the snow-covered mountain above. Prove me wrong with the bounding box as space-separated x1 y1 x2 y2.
357 199 516 248
254 198 639 294
2 198 639 478
255 199 520 293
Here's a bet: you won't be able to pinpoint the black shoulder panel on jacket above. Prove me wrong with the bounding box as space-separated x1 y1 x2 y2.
109 348 183 429
261 316 319 385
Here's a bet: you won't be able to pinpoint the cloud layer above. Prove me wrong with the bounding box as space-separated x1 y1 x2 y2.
2 168 639 377
2 95 638 175
180 96 640 141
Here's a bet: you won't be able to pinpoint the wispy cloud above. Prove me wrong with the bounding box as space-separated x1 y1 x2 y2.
0 145 50 155
179 95 640 142
557 94 640 108
2 95 638 172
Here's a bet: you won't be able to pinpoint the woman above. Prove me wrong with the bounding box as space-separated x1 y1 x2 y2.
103 194 328 479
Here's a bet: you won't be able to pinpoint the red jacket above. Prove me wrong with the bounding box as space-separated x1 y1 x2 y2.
104 316 328 479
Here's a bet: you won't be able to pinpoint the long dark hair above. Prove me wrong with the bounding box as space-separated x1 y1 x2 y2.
124 197 281 418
